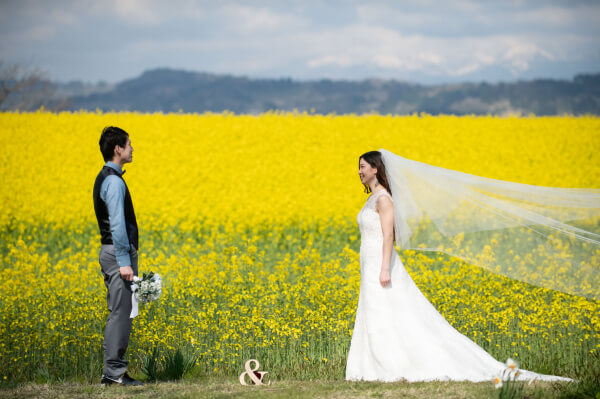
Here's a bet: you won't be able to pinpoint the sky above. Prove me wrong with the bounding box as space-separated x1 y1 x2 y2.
1 0 599 84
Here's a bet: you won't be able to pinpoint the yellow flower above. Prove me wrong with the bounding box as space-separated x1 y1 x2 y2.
0 111 598 380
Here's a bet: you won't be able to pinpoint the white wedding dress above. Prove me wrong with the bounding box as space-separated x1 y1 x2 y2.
345 189 572 383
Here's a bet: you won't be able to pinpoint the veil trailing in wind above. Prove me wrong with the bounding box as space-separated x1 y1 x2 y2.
379 149 600 301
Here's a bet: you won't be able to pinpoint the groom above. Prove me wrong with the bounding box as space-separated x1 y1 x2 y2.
93 126 143 386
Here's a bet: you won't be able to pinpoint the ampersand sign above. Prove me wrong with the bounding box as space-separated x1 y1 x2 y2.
239 359 269 385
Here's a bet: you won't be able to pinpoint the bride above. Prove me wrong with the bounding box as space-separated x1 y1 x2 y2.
345 150 579 383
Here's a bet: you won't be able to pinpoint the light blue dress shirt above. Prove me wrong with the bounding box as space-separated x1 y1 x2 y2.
100 162 132 267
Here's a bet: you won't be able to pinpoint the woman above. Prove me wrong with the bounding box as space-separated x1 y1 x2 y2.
345 150 573 382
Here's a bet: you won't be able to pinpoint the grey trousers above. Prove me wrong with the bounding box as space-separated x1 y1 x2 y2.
99 244 138 379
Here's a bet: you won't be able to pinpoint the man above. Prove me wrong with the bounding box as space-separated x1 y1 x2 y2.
93 126 143 386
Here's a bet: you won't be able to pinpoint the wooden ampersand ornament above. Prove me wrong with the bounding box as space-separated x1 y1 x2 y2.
239 359 269 385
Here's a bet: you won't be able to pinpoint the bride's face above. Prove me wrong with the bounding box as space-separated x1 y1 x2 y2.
358 158 377 185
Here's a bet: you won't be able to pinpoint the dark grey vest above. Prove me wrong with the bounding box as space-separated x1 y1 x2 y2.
93 165 139 250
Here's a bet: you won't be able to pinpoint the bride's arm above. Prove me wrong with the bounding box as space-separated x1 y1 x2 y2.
377 195 394 287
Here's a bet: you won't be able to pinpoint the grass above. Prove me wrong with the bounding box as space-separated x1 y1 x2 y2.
0 378 575 399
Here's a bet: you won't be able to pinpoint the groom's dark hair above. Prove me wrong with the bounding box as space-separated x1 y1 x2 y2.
99 126 129 161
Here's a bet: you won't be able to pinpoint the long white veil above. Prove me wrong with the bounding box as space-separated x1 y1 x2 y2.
380 149 600 301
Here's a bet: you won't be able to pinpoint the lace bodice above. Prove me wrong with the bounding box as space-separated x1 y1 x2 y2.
357 189 393 245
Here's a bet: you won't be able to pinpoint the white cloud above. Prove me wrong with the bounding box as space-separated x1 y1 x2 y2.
217 4 308 33
88 0 163 25
299 25 558 77
87 0 208 25
513 4 600 28
0 0 598 82
114 0 160 24
308 55 353 68
0 5 78 43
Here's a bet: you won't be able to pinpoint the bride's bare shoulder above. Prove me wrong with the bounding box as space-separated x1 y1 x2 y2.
375 190 393 211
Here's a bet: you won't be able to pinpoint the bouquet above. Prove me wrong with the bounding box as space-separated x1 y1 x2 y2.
132 272 162 304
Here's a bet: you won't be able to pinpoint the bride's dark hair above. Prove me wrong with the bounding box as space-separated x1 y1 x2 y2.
359 151 392 195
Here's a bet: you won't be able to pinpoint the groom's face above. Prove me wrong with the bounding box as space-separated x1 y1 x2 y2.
115 138 133 164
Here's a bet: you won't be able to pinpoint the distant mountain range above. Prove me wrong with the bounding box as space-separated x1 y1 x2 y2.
61 68 600 115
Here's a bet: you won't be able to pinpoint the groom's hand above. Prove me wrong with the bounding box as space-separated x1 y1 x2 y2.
120 266 134 281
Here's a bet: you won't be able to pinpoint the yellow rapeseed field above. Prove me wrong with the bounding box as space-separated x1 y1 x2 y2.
0 111 599 381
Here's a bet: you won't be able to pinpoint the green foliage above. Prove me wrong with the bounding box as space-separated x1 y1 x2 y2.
495 374 525 399
140 346 159 382
140 345 197 382
163 348 196 381
552 351 600 399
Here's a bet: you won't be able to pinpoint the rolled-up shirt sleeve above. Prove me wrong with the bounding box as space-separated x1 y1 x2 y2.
100 175 131 267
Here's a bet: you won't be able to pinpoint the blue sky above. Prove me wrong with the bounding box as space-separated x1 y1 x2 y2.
1 0 599 84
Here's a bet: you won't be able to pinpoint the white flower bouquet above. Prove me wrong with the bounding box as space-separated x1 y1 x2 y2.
132 272 162 304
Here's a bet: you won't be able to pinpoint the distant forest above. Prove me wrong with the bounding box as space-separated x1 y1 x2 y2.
53 69 600 115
